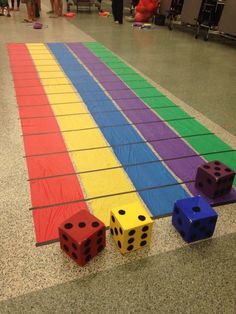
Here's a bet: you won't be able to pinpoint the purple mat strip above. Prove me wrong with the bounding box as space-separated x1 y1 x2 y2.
67 43 236 205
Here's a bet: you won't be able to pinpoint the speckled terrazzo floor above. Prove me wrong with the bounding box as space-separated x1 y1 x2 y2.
0 2 236 313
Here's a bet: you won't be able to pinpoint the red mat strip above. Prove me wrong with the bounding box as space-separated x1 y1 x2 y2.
8 44 89 244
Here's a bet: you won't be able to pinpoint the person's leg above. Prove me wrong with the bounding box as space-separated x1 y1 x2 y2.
47 0 53 14
58 0 62 16
117 0 123 24
112 0 118 22
16 0 20 9
25 0 35 21
10 0 14 10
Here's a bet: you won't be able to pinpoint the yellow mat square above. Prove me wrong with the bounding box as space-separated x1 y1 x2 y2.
57 115 96 131
34 60 58 66
80 168 134 198
47 93 82 104
71 147 120 172
38 72 65 79
52 103 87 115
36 65 61 72
63 129 107 150
44 85 75 94
41 78 71 86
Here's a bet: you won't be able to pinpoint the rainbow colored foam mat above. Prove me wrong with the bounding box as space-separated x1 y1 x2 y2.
8 42 236 246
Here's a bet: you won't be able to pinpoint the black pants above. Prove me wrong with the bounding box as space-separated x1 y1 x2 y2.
112 0 123 24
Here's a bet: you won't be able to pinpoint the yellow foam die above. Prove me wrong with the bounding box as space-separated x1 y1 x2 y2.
63 129 107 150
27 43 47 48
71 147 120 172
33 59 58 66
44 85 75 94
47 93 82 104
80 168 134 199
36 65 61 72
88 193 146 226
57 115 96 131
51 103 88 115
28 49 49 54
110 203 153 254
41 78 71 86
38 72 65 79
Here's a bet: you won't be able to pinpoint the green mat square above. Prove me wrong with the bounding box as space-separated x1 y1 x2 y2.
137 88 164 98
121 74 144 82
100 57 121 63
168 119 210 137
96 51 116 57
143 97 177 108
115 68 137 75
187 134 231 155
84 42 103 48
153 107 191 120
107 62 128 69
125 80 153 89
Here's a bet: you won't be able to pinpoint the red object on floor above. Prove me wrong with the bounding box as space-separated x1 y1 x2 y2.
59 210 106 266
33 203 89 244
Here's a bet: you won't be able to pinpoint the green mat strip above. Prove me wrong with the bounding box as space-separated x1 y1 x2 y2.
84 42 236 180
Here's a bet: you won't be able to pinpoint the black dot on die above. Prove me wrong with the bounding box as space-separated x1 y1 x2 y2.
84 247 91 255
138 215 146 221
198 182 203 188
97 245 103 253
192 206 201 212
111 216 115 223
203 165 210 169
110 228 114 235
214 172 221 177
214 161 220 166
72 243 77 250
140 241 147 246
119 227 123 235
114 228 118 236
92 221 99 228
225 168 232 172
118 210 126 215
127 245 134 251
62 234 68 241
64 223 73 229
207 178 212 185
128 238 134 244
129 230 135 236
142 226 149 232
214 167 221 171
72 252 77 260
97 237 102 245
117 241 121 248
85 239 91 247
85 255 91 262
177 218 182 225
141 233 148 239
78 222 86 228
63 244 69 252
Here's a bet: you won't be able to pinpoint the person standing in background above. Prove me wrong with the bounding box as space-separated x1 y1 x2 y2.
10 0 20 10
50 0 62 17
112 0 123 24
47 0 53 14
